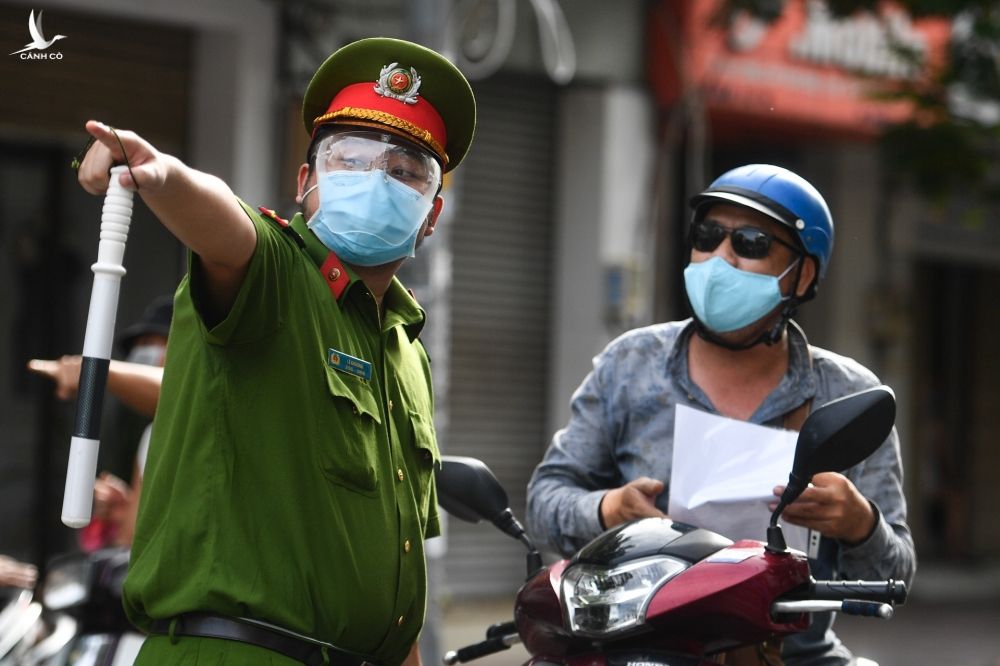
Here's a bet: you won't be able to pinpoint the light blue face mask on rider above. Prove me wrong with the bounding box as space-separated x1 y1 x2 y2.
307 169 434 267
683 256 799 333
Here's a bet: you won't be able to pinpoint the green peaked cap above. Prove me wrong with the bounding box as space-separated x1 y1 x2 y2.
302 37 476 172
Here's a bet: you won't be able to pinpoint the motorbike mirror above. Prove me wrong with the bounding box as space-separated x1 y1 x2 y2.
767 386 896 553
435 455 511 525
790 385 896 494
436 456 543 578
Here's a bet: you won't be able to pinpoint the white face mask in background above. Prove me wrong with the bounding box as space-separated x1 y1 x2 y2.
126 344 166 367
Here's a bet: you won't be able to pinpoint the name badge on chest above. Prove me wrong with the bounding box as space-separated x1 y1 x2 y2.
327 348 372 381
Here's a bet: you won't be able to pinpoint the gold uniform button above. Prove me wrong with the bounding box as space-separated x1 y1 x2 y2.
397 615 405 626
397 468 405 482
328 268 341 281
388 399 394 411
404 539 412 553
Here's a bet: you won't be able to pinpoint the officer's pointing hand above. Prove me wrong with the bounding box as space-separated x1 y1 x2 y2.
600 477 666 529
79 120 167 195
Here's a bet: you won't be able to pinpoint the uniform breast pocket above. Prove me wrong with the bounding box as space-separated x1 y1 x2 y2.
317 368 383 497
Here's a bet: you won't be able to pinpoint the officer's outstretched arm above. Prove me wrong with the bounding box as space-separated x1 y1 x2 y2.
78 120 255 314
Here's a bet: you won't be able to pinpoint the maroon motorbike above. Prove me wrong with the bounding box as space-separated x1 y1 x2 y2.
436 386 905 666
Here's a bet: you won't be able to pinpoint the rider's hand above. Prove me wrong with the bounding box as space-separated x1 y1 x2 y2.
78 120 169 194
27 356 83 401
599 477 666 529
770 472 876 545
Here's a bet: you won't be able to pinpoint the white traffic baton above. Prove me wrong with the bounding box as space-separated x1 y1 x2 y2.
61 165 135 528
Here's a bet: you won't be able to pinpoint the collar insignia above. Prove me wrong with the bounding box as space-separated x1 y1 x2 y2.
374 63 421 104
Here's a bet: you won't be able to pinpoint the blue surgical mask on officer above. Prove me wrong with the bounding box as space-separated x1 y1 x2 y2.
683 256 799 333
308 170 432 266
305 132 441 267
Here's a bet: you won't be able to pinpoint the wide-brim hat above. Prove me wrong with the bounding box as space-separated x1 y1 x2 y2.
117 295 173 352
302 37 476 173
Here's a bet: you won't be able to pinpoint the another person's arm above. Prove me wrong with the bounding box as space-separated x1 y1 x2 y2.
28 356 163 417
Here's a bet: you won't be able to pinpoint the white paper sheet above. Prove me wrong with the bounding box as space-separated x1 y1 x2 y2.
668 404 815 556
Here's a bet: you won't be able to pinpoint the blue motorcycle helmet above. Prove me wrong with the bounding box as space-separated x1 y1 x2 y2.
689 164 834 301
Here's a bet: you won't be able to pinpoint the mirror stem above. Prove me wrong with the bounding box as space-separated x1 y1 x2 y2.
525 548 543 579
766 471 809 553
493 509 527 540
766 524 788 553
766 500 789 553
781 473 809 506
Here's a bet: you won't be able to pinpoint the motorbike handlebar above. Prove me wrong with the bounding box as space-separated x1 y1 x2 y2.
485 621 517 639
772 599 894 618
443 632 521 665
809 579 907 605
773 578 906 621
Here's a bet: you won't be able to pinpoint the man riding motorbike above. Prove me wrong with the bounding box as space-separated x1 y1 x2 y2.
526 164 916 666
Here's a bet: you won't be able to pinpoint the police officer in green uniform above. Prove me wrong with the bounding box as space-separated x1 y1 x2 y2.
75 38 476 666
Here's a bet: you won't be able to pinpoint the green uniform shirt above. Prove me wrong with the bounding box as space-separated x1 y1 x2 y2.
123 204 440 666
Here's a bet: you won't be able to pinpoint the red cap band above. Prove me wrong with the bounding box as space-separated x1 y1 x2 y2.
313 82 448 164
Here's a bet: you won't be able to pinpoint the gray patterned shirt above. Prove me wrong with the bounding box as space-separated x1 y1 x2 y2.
526 319 916 666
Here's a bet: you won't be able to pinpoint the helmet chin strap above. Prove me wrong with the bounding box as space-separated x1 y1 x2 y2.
693 300 798 351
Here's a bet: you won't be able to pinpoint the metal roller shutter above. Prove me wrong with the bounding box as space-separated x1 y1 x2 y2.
445 73 557 598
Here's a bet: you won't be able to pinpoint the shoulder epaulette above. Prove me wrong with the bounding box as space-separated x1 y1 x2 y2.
258 206 305 249
258 206 288 227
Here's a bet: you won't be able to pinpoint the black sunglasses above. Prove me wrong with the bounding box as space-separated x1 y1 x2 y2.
690 219 801 260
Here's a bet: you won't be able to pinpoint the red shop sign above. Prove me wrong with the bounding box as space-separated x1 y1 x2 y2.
647 0 951 139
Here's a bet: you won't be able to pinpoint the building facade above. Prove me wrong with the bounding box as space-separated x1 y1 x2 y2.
1 0 996 604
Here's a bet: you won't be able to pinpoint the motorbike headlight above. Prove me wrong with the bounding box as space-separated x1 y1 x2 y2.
561 556 687 637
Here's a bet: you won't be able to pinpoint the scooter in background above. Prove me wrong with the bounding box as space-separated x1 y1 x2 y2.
0 547 143 665
437 386 905 666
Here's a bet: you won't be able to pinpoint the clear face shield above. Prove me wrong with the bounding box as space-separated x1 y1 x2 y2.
307 131 443 266
315 131 441 196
